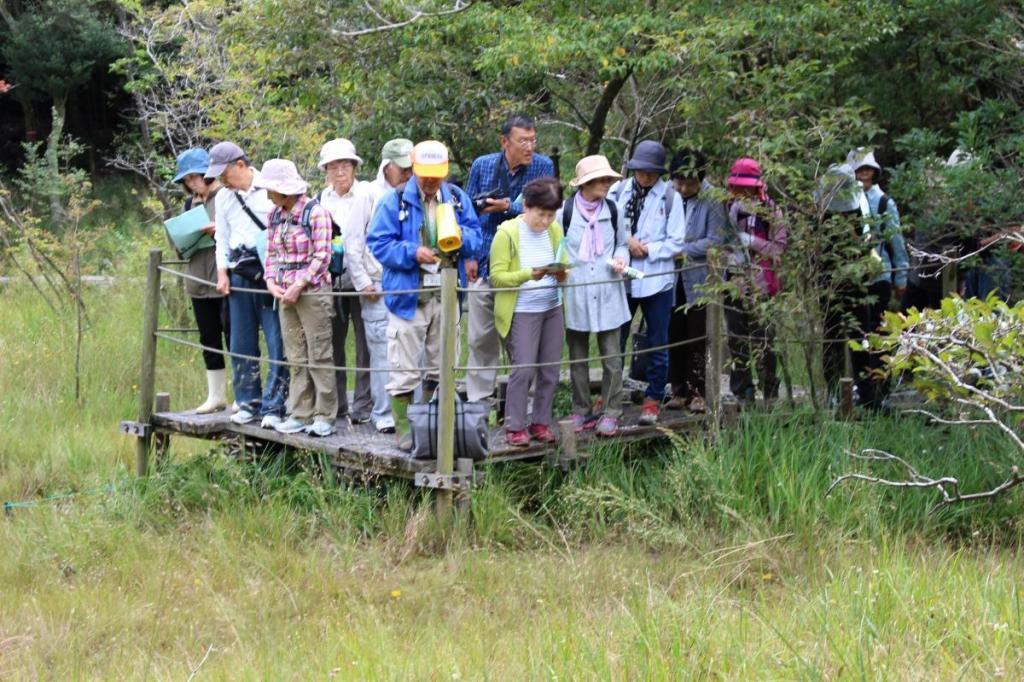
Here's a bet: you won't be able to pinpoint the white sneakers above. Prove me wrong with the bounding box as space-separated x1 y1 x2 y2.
375 415 396 434
260 414 284 429
230 408 334 437
230 409 257 425
306 419 335 437
195 369 228 414
273 417 308 434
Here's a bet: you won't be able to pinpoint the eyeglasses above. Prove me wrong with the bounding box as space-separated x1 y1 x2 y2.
509 137 538 149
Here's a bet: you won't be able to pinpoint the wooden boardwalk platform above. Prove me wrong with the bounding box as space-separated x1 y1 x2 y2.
148 403 707 480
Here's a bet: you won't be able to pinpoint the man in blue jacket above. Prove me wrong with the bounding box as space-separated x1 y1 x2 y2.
368 140 482 450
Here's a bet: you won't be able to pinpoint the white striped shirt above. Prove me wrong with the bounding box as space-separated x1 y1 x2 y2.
515 222 559 313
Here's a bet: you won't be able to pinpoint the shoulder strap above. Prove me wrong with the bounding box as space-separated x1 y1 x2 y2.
314 189 343 238
395 182 409 220
444 182 463 212
662 184 674 221
299 196 319 239
606 198 619 241
233 191 266 231
877 193 888 217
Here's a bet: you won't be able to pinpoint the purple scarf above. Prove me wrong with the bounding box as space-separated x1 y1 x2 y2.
574 193 605 263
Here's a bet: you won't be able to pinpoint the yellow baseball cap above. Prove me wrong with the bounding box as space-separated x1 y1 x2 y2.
412 140 449 179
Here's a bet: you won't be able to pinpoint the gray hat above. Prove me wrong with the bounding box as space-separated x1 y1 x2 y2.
846 147 881 174
818 163 861 214
625 140 668 174
205 141 247 179
381 138 414 169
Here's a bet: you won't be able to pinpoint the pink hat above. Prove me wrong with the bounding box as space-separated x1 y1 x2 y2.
727 157 765 188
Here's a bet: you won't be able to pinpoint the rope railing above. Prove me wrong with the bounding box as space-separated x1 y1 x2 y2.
155 330 708 375
154 331 439 373
454 335 709 372
158 266 432 297
457 262 708 293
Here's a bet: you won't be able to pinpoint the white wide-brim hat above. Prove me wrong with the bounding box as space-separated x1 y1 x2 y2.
253 159 308 195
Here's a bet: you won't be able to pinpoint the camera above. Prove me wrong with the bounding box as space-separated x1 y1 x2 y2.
472 187 507 212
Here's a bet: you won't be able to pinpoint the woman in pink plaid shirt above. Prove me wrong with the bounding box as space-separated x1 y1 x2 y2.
256 159 338 437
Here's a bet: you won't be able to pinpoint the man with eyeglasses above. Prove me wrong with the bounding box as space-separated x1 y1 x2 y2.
206 141 288 428
464 114 554 405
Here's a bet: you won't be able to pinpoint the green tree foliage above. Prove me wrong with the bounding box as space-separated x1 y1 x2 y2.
1 0 124 219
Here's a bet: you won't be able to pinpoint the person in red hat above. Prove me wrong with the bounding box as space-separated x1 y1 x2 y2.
724 157 788 406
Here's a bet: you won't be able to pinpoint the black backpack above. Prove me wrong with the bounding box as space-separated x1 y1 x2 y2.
561 193 620 239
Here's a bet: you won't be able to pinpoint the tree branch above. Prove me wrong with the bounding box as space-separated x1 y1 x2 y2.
331 1 471 38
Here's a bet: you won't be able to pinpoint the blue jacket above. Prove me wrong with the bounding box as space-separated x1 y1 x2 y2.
368 178 482 320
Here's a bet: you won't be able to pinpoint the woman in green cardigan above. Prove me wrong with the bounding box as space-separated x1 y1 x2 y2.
489 177 568 447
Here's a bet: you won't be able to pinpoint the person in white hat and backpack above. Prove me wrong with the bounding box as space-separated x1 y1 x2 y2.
316 138 376 426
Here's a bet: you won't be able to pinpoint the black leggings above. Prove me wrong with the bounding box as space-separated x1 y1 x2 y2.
191 297 229 371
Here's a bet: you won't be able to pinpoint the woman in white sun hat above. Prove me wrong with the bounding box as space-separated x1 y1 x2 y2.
256 159 338 437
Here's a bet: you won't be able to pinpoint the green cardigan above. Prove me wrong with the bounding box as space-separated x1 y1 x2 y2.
488 217 566 338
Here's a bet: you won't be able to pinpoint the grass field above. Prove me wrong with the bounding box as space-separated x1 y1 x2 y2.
2 243 1024 679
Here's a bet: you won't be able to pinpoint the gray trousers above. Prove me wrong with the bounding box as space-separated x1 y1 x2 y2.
505 306 564 431
466 278 500 400
332 281 373 419
566 327 623 418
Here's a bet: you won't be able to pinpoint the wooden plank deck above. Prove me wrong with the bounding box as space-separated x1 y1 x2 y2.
150 402 706 479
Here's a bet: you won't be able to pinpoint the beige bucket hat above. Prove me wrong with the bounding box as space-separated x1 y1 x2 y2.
570 155 622 188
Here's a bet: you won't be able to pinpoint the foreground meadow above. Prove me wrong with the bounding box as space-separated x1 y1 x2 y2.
2 260 1023 679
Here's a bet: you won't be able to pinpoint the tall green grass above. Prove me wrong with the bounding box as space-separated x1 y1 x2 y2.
3 243 1024 678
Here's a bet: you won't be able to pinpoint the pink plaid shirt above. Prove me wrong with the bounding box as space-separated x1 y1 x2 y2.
265 195 332 289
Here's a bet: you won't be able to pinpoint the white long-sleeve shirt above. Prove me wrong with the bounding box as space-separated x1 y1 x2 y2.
319 181 380 290
213 168 275 269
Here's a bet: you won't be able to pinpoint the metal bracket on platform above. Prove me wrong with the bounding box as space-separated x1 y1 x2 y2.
414 470 479 492
119 420 151 438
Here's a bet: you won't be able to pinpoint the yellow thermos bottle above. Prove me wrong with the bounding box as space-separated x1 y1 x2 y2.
435 203 462 253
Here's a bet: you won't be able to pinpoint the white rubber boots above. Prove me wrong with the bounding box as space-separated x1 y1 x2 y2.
195 369 228 414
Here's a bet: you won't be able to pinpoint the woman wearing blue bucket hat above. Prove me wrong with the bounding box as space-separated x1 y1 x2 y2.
172 148 230 414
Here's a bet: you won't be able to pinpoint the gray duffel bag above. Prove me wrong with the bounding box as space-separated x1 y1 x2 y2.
407 395 490 461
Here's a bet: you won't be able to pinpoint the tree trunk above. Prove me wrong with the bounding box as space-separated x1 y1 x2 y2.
46 97 66 225
585 70 632 156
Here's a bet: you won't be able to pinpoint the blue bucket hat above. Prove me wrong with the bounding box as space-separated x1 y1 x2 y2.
173 148 211 183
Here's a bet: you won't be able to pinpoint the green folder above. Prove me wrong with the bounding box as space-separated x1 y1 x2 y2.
164 205 215 259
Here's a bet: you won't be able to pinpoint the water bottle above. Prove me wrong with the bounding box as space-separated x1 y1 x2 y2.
608 258 644 279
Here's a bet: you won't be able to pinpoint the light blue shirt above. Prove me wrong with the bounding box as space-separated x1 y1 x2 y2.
864 185 909 288
609 178 686 298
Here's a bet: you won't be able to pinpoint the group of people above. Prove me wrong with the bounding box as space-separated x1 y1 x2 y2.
170 113 918 451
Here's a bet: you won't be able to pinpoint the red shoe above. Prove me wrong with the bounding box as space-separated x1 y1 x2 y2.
638 398 660 425
506 429 531 447
528 423 557 443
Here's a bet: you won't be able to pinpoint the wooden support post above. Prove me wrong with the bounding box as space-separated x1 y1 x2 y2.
704 254 724 433
839 377 854 420
941 262 957 299
455 458 474 515
435 268 459 519
136 249 162 477
154 392 171 469
556 418 578 469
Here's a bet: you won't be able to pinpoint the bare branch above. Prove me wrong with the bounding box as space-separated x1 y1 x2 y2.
331 1 471 38
829 448 1024 513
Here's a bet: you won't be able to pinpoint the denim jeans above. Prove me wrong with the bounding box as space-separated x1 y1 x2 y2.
619 287 673 401
228 273 288 416
360 296 393 426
